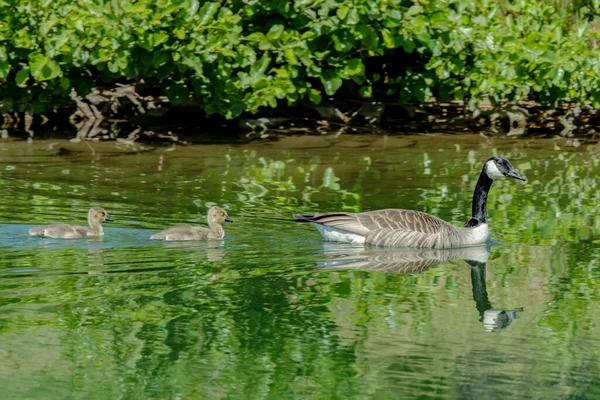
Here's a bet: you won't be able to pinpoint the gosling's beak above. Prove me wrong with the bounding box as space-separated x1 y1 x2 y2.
506 169 526 181
224 216 233 223
104 215 113 222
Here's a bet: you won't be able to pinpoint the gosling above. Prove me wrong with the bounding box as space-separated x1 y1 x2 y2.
29 207 113 239
149 206 232 241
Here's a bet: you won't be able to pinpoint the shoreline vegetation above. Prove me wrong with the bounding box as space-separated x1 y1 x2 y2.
1 1 599 142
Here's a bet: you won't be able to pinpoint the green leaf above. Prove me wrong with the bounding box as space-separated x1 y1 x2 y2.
332 30 355 52
407 4 424 15
107 60 119 73
85 1 104 17
0 61 9 79
198 2 219 26
152 51 170 68
153 32 169 47
336 6 349 20
174 28 186 40
266 24 284 41
166 83 189 104
430 12 449 31
60 77 70 90
346 7 359 24
383 8 402 27
357 25 379 50
250 54 270 81
344 59 364 77
400 37 416 53
245 32 267 42
413 80 430 102
435 64 450 79
15 67 30 85
308 88 322 104
29 53 61 81
359 85 372 98
454 87 465 100
382 29 395 49
264 94 277 108
284 48 299 65
321 70 342 96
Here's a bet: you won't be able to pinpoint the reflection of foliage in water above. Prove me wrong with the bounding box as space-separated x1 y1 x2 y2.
2 139 600 398
1 242 599 399
231 150 363 213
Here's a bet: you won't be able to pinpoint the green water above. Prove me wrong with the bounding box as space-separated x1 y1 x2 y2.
0 135 599 399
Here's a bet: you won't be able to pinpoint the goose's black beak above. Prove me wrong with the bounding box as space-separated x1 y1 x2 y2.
105 215 113 222
507 169 526 181
225 217 233 223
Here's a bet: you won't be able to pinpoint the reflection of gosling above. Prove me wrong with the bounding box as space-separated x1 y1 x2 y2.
150 206 232 241
29 207 113 239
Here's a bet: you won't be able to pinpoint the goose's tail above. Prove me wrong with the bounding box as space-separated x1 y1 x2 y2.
293 213 317 223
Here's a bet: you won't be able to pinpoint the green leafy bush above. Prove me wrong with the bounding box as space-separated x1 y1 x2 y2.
1 0 599 118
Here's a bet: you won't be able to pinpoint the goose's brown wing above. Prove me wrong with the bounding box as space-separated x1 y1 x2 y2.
294 209 456 234
294 209 460 248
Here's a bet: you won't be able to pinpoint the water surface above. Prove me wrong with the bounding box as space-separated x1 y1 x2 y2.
0 134 599 399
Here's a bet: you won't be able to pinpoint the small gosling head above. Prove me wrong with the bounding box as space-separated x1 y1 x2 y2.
89 206 113 223
208 206 232 223
485 156 526 181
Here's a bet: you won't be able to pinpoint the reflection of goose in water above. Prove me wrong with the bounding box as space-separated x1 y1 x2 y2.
319 245 521 332
160 240 225 262
319 245 491 274
467 260 521 332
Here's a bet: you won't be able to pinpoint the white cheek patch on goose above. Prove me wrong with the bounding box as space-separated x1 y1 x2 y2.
485 160 505 180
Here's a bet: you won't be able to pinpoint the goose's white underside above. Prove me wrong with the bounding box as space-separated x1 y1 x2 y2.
313 221 490 248
315 224 365 245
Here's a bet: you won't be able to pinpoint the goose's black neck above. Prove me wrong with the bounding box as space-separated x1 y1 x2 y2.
464 170 493 228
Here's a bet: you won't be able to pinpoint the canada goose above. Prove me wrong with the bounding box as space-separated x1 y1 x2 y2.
149 206 232 241
29 207 113 239
294 156 525 248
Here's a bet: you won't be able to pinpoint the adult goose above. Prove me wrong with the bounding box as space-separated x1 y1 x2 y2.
293 156 525 249
29 207 113 239
150 206 232 241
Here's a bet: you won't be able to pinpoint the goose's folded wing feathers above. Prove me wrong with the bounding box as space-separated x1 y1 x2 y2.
294 213 370 235
297 209 457 235
361 209 456 233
